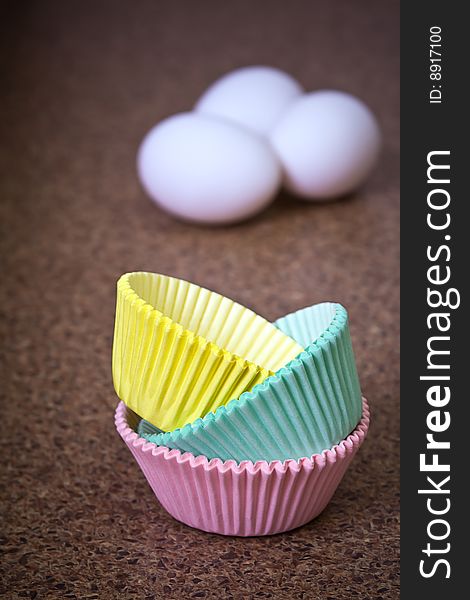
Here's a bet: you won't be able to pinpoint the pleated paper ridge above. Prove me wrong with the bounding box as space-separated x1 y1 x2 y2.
141 303 363 462
116 400 370 536
112 272 303 431
138 419 163 437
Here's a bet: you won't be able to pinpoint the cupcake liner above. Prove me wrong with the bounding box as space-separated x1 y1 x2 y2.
138 419 163 437
112 272 303 431
115 398 370 536
141 303 363 462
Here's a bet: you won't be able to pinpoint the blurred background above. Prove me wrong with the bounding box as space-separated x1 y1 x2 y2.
0 1 399 598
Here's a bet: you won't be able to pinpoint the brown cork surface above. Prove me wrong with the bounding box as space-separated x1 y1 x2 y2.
0 1 399 598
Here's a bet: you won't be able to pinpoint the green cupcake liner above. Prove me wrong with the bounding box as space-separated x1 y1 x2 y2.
140 303 363 462
137 419 163 437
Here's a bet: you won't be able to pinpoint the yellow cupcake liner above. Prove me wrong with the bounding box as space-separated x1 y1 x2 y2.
112 272 303 431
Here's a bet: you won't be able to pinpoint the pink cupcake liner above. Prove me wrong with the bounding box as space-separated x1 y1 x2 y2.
115 399 370 537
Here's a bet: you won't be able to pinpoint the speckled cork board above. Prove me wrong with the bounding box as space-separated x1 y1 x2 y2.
0 0 399 598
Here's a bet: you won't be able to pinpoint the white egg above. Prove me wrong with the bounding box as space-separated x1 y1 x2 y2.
195 66 303 136
269 90 381 200
137 113 281 224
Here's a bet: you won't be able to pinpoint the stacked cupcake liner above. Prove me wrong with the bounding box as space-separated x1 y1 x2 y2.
112 272 303 431
116 399 370 536
139 302 363 462
113 272 369 536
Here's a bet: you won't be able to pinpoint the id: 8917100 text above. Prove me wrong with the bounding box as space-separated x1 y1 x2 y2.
429 26 443 104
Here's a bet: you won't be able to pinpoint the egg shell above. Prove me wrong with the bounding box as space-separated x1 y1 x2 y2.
137 113 282 224
195 66 303 136
269 90 382 200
